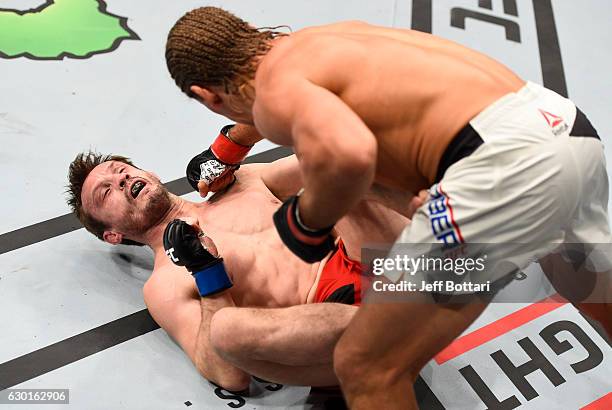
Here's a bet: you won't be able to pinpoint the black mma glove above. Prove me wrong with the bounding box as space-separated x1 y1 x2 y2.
163 219 232 297
186 124 252 193
273 194 335 263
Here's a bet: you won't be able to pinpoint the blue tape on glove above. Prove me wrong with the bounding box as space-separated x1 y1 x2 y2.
192 262 233 297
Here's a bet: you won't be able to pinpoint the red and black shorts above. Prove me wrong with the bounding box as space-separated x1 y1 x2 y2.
313 239 363 306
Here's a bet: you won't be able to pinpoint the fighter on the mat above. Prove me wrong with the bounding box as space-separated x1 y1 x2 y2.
165 7 612 408
66 140 423 392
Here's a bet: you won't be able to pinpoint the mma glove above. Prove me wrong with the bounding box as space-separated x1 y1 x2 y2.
186 124 253 192
273 193 335 263
163 219 232 297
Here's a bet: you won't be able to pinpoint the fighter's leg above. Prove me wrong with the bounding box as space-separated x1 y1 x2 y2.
540 250 612 338
334 297 488 409
541 136 612 337
335 125 579 408
208 303 356 386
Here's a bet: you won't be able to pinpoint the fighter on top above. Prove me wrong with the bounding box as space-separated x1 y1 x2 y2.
165 7 611 409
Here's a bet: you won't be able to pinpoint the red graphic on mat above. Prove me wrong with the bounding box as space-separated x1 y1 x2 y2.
581 392 612 410
434 296 566 364
539 109 564 128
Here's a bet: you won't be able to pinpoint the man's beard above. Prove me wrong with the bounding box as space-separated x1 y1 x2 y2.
122 184 172 235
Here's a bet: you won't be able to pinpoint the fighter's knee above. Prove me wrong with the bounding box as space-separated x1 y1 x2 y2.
333 337 382 387
333 340 363 392
334 334 421 390
332 336 349 376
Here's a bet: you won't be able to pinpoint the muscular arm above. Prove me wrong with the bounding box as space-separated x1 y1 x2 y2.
260 155 425 222
255 76 377 230
193 292 252 391
144 271 251 391
260 155 302 201
227 123 264 146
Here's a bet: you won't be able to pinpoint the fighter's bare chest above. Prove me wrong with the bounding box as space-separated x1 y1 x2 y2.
198 187 282 236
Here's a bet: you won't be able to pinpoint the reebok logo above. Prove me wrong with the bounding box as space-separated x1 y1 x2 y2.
539 109 563 127
539 109 569 136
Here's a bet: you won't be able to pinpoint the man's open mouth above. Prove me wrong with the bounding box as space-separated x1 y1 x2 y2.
130 180 146 199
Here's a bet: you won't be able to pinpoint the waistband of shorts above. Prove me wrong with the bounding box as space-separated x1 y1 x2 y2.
435 123 484 182
436 82 547 180
469 81 548 132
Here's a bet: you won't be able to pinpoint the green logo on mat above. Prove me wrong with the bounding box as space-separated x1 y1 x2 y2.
0 0 139 60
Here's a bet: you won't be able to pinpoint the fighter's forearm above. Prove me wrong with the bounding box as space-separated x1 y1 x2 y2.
227 123 264 147
193 291 251 392
260 155 302 202
298 154 376 229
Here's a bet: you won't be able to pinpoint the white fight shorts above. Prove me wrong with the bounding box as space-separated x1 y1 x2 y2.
385 82 611 292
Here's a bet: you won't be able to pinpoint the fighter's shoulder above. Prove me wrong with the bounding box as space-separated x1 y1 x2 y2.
256 35 310 80
254 34 331 105
145 253 177 289
258 26 357 80
144 260 198 307
299 20 372 34
226 163 272 192
142 265 169 307
234 163 268 181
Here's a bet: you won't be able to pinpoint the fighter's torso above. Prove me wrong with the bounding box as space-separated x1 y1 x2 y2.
150 165 320 308
256 21 525 193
